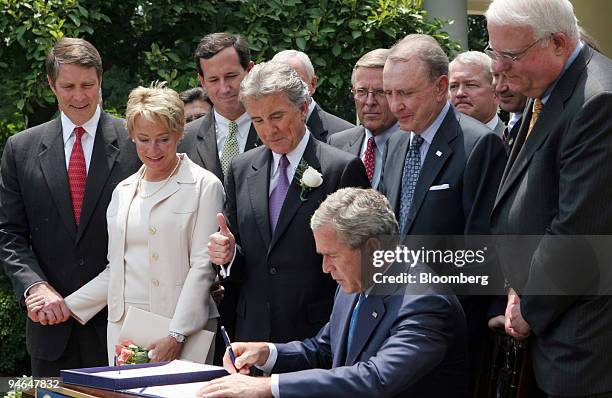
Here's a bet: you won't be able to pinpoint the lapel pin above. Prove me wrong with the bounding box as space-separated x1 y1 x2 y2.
372 312 378 318
435 150 442 157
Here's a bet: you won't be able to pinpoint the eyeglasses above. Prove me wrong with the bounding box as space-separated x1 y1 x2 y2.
185 113 207 123
485 36 548 63
352 88 386 100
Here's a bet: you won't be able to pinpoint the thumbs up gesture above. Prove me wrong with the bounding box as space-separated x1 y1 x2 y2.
208 213 236 265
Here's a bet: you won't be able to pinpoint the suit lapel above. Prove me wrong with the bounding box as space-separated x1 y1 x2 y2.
332 292 358 367
494 46 591 210
404 110 455 233
195 114 223 181
347 127 365 157
247 149 273 248
346 294 386 365
268 137 319 251
76 112 120 243
307 105 328 141
39 118 77 240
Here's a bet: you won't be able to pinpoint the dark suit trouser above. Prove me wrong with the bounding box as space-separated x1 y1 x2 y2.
31 322 107 377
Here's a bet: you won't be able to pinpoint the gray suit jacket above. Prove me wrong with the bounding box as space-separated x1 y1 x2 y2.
179 110 259 183
307 104 354 142
0 112 141 361
491 45 612 395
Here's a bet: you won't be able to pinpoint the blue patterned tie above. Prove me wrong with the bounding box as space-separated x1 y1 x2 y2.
347 293 364 352
399 134 424 233
269 155 290 233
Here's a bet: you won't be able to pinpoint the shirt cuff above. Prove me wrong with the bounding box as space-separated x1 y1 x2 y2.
24 281 46 299
219 245 238 278
256 343 278 374
270 374 280 398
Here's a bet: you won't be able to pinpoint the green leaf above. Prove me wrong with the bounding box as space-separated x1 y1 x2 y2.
68 13 81 27
331 43 341 56
296 37 306 51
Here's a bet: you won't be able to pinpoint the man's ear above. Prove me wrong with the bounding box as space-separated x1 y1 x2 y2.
436 75 449 102
197 74 205 88
246 61 255 72
309 75 318 96
552 32 569 55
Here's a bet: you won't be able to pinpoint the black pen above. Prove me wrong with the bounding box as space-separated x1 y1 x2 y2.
220 325 237 370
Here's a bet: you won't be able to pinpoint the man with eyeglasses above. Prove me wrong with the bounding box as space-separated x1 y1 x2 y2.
487 0 612 396
379 33 506 396
328 49 399 190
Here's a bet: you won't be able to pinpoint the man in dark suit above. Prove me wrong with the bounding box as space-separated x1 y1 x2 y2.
449 51 506 136
197 188 468 398
271 50 354 141
0 38 140 376
208 62 370 344
380 34 506 394
487 0 612 395
328 49 399 190
492 71 527 154
179 33 258 182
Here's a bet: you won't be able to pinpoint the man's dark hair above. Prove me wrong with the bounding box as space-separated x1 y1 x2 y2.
179 87 212 106
194 33 251 77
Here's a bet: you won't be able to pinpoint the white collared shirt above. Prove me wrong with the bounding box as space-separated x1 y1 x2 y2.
62 106 101 173
214 110 252 157
410 101 451 166
485 114 500 131
269 129 311 195
359 123 400 189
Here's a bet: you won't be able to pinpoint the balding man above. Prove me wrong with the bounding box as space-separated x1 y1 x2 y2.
328 49 400 189
487 0 612 395
449 51 505 135
272 50 354 141
380 34 506 395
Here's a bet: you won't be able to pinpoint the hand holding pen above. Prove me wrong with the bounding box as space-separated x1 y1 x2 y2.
220 327 271 375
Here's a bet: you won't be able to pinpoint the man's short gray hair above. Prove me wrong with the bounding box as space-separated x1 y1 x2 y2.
388 34 449 80
271 50 315 81
351 48 389 85
239 61 311 108
486 0 579 41
311 188 399 249
451 51 494 85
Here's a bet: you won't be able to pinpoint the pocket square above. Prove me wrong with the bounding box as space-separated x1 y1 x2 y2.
429 183 450 191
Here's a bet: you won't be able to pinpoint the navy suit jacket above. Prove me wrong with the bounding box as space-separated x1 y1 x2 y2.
307 104 354 142
273 268 468 398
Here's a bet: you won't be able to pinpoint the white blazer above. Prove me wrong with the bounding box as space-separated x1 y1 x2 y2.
66 154 223 336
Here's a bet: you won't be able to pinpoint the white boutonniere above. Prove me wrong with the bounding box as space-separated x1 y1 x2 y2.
295 159 323 202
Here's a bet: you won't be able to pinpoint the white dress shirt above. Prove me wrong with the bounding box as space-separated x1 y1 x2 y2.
214 110 252 157
62 105 101 173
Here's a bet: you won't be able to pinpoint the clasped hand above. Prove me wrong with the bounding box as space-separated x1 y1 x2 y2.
24 282 71 325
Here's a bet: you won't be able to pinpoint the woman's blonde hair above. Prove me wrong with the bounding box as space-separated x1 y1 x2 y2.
126 81 185 138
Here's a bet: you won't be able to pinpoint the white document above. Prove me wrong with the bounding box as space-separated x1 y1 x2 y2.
125 380 210 398
118 307 214 364
429 183 450 191
95 360 221 378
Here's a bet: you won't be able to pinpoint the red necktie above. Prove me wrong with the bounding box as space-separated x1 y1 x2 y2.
363 136 376 183
68 127 87 225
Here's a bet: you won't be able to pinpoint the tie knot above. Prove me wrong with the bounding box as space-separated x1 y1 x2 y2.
367 136 376 150
411 134 424 149
532 98 543 115
279 154 289 170
74 126 85 140
228 121 238 135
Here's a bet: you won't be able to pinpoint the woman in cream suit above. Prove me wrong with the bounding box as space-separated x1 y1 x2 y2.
29 83 224 364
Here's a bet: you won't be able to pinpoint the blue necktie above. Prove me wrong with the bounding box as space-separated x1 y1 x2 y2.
269 155 290 233
346 293 364 351
399 134 424 234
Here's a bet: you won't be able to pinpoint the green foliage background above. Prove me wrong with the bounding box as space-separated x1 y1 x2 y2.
0 0 460 150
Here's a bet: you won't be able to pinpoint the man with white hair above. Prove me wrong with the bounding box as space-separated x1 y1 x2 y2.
449 51 505 135
272 49 354 141
487 0 612 395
